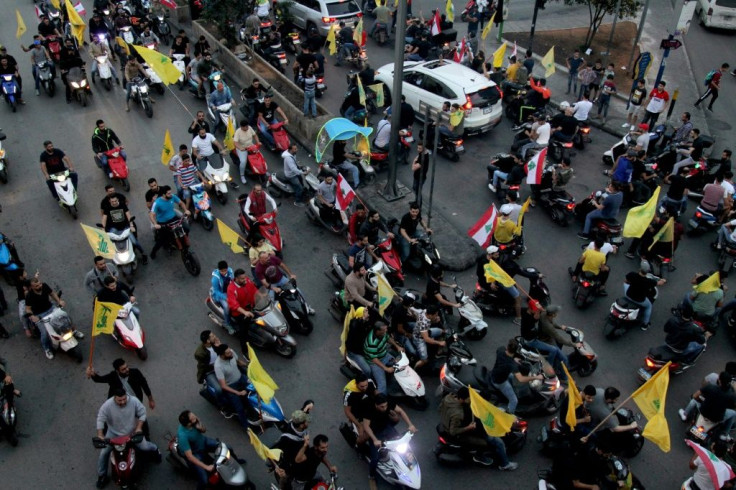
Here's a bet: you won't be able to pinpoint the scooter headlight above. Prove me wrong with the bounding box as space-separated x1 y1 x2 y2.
62 331 73 341
255 318 265 326
139 85 148 93
396 443 408 454
0 149 5 158
81 79 88 87
71 81 80 88
115 447 127 454
435 248 440 259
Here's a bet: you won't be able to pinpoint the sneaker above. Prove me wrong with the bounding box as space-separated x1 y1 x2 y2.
624 252 635 259
472 454 494 466
140 254 149 265
678 408 688 422
630 125 635 131
230 181 240 189
153 450 163 464
512 317 521 325
598 289 608 297
500 462 519 471
108 172 114 178
293 201 305 207
45 349 54 360
577 232 589 240
488 183 497 192
224 325 236 335
35 89 40 96
307 306 316 315
621 122 630 127
96 475 110 489
220 408 236 419
73 330 85 339
640 322 650 331
240 176 247 184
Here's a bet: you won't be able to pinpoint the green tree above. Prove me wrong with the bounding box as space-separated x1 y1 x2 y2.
201 0 249 47
560 0 642 50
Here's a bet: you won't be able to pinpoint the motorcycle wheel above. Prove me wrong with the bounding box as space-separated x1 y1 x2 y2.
364 172 376 184
69 205 78 220
136 346 148 360
202 217 214 231
544 396 559 414
10 100 16 113
156 84 165 95
69 346 83 363
574 289 587 309
450 152 460 162
79 91 88 107
0 168 8 184
102 77 112 91
296 314 313 335
216 192 228 205
120 178 130 192
603 319 618 340
6 427 18 447
182 250 201 276
577 359 598 377
624 435 645 457
143 100 153 118
274 340 297 358
465 328 487 340
46 80 56 97
266 183 282 198
410 395 429 411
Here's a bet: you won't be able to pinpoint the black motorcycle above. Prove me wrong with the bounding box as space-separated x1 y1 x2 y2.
473 267 550 316
275 279 313 335
419 123 465 162
537 170 575 226
433 419 528 467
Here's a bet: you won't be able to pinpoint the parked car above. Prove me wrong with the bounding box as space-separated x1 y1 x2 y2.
696 0 736 30
276 0 363 37
374 60 503 136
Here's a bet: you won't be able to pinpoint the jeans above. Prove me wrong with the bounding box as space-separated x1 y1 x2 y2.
224 376 255 430
520 142 544 160
641 110 660 127
369 353 396 394
492 171 509 189
623 283 653 324
337 43 357 64
189 436 220 489
337 161 360 187
439 125 453 138
204 371 228 408
597 97 611 118
286 175 304 202
125 80 134 101
395 331 417 357
46 171 78 200
369 425 399 477
411 327 443 360
32 62 56 90
491 374 518 414
98 436 158 476
567 72 578 93
257 118 277 148
108 226 144 256
485 435 510 467
370 22 387 37
99 150 128 175
303 89 316 117
399 230 422 262
35 307 54 352
525 339 569 381
670 157 695 176
660 195 687 215
347 350 372 377
216 297 231 327
680 341 705 362
718 225 736 247
413 178 425 207
582 209 610 234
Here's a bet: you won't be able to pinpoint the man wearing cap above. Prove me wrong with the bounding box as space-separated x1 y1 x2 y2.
520 300 569 382
624 262 666 330
21 38 54 97
633 123 651 153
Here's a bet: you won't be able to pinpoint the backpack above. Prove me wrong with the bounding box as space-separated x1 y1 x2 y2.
704 69 717 86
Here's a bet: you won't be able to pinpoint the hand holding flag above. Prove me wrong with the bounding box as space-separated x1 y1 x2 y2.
246 343 279 403
336 174 356 211
467 204 498 248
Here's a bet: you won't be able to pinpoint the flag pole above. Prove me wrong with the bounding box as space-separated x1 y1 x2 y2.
88 299 98 369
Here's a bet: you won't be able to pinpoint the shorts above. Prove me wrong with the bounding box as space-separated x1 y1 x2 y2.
589 83 600 91
627 104 643 116
413 337 429 360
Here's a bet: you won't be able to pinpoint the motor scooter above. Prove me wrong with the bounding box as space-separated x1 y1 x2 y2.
190 183 214 231
239 144 268 184
142 62 165 95
268 121 290 152
95 52 115 91
603 278 660 340
201 154 232 204
685 404 727 448
559 327 598 376
266 167 320 199
1 75 20 112
638 335 708 383
450 276 488 340
537 169 576 226
152 11 171 45
473 267 551 315
118 25 135 44
419 122 464 162
95 147 130 191
374 235 404 287
305 198 348 234
167 437 256 489
36 60 56 97
0 378 18 447
319 151 377 186
237 207 282 253
128 76 153 117
49 170 78 219
602 125 665 166
111 301 147 360
209 102 235 135
434 419 528 466
158 216 201 276
93 433 148 488
274 279 314 335
686 205 720 236
67 66 92 107
37 306 84 362
574 190 624 246
171 53 187 89
0 132 9 184
100 223 139 279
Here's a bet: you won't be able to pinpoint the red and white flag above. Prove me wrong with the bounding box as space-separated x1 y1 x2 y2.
74 1 86 16
35 5 42 18
685 440 735 489
430 10 442 37
467 204 498 248
336 174 355 211
160 0 178 8
525 147 547 185
454 37 467 63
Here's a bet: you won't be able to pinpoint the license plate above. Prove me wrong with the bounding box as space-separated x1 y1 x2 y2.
483 107 492 114
688 219 698 228
279 58 287 64
456 146 464 152
690 426 706 439
638 368 651 381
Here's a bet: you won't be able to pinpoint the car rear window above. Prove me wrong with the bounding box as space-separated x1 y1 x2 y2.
326 1 361 16
715 0 736 8
467 86 501 108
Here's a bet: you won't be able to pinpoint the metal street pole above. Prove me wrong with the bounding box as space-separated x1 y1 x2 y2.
603 0 622 58
627 0 651 71
528 0 541 51
426 111 441 228
654 0 686 87
382 0 408 200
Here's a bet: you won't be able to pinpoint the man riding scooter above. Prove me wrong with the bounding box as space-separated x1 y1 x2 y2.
257 92 289 150
208 81 236 134
92 119 126 179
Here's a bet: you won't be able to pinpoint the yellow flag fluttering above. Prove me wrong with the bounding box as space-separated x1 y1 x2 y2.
515 197 532 235
481 12 496 40
353 18 364 46
541 46 556 77
16 10 27 40
132 45 181 85
623 187 661 238
468 386 516 437
357 74 366 108
446 0 455 23
648 217 675 251
50 0 61 9
483 260 515 287
631 361 671 452
92 299 123 336
224 116 236 151
80 223 116 259
246 343 279 403
376 274 395 316
368 83 384 107
562 363 583 431
161 129 174 166
247 428 283 462
216 219 245 254
115 37 131 56
65 0 86 46
492 42 507 68
326 24 337 56
339 304 356 356
694 271 721 294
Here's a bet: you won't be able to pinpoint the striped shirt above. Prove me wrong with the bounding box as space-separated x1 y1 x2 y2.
177 163 199 188
302 74 317 93
363 330 388 360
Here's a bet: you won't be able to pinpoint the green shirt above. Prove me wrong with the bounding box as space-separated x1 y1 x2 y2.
363 330 388 360
691 288 724 317
177 424 206 454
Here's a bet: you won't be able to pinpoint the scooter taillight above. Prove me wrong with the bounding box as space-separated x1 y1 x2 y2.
580 127 590 134
475 282 482 291
695 212 702 218
645 357 657 368
438 436 448 444
566 202 575 210
562 142 574 148
509 185 520 191
582 281 590 287
454 139 464 147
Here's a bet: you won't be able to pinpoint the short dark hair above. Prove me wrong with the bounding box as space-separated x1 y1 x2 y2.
313 434 329 446
356 203 365 210
367 210 379 219
103 275 116 286
604 387 620 400
148 177 157 185
179 410 192 426
112 387 127 398
234 268 246 277
409 202 420 211
179 144 188 151
456 387 470 399
724 149 732 157
583 385 596 396
719 371 733 388
426 304 440 315
374 393 388 405
112 358 126 370
355 372 368 383
200 330 212 343
352 261 365 273
217 260 228 270
506 338 519 354
96 119 104 126
214 343 229 356
160 185 172 194
94 255 104 263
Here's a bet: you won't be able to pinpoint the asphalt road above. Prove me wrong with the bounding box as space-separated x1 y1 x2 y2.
0 1 733 489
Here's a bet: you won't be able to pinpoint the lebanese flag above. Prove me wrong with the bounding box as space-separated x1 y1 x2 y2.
160 0 177 8
685 440 735 489
467 204 498 247
35 5 42 18
525 147 547 185
430 10 442 37
454 37 466 63
74 1 86 16
336 174 355 211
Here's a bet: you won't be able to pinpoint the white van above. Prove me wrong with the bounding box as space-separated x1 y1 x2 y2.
696 0 736 30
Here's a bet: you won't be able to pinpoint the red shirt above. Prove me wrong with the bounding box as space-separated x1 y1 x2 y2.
227 278 258 317
648 88 670 102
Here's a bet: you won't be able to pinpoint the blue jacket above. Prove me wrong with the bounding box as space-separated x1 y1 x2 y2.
210 268 234 303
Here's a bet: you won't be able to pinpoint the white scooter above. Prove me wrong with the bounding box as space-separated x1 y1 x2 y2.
112 301 147 360
49 170 78 219
451 278 488 340
167 438 255 489
142 62 165 95
208 102 235 135
95 53 115 91
38 307 83 362
118 26 135 44
105 225 138 279
172 53 187 88
201 154 232 204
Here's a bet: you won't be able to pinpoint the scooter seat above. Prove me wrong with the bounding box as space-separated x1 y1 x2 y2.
336 254 351 273
648 345 679 362
274 171 287 182
615 296 640 310
473 365 491 390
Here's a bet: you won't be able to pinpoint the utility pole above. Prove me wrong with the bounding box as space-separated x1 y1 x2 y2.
528 0 543 51
627 0 651 71
603 0 622 59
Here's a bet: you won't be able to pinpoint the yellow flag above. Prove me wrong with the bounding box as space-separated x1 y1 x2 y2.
492 42 507 68
65 0 86 46
224 116 236 151
15 10 27 40
132 45 181 85
562 363 583 431
246 343 279 403
92 299 123 336
115 37 131 56
368 83 384 107
353 18 364 46
357 74 366 107
376 274 395 316
80 223 116 259
216 219 245 254
515 197 531 235
483 260 515 287
481 12 496 40
623 187 661 238
469 386 516 437
694 271 721 294
247 428 283 462
648 217 674 251
326 24 337 56
446 0 455 23
50 0 61 8
631 361 671 452
449 110 464 128
339 305 356 356
161 129 174 166
541 46 556 77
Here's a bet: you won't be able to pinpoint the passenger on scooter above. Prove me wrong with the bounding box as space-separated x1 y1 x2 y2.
317 174 343 231
226 269 258 345
390 294 418 357
187 110 211 136
580 386 638 444
570 237 610 295
348 204 367 244
92 120 127 178
335 21 357 66
549 105 578 143
662 303 710 363
409 304 446 370
211 261 235 334
493 205 519 247
670 128 707 176
631 123 651 153
438 387 519 470
373 115 391 152
212 343 257 431
572 92 593 122
511 113 550 161
426 265 461 311
527 76 551 111
479 246 532 324
345 307 373 376
101 194 147 261
343 373 377 445
678 365 736 422
85 256 121 296
398 202 432 262
176 155 207 212
623 261 666 330
577 182 623 240
240 78 268 126
96 276 138 317
40 140 78 201
364 322 405 395
538 305 580 351
348 235 378 269
520 300 569 382
194 330 230 415
283 144 309 207
360 210 394 246
233 120 260 185
681 272 724 324
272 408 313 488
489 338 544 414
176 410 222 488
693 372 736 438
86 359 155 409
208 81 236 132
37 15 62 39
370 2 392 37
344 262 376 309
257 93 289 150
149 186 191 259
95 388 160 489
332 140 361 189
195 52 218 95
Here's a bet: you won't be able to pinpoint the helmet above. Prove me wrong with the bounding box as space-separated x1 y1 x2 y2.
500 204 514 215
430 263 443 279
560 101 570 110
486 245 499 254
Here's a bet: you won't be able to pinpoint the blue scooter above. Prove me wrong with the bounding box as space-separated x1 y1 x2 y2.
1 75 20 112
189 183 214 231
199 377 287 430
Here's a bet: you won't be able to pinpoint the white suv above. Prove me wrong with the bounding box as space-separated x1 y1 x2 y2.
374 60 503 136
276 0 363 37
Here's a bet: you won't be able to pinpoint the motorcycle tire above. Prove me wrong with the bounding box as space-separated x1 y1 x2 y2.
274 340 297 358
69 205 78 220
102 77 112 91
6 427 18 447
79 91 88 107
143 100 153 118
544 396 559 414
216 192 228 205
296 314 313 335
450 152 460 162
410 395 429 411
0 168 8 184
577 359 598 377
202 217 214 231
10 100 16 113
603 319 619 340
69 346 83 363
136 346 148 360
266 183 282 198
46 80 56 97
156 84 165 95
574 289 588 309
624 435 645 457
120 178 130 192
364 172 376 184
465 328 487 340
182 250 201 276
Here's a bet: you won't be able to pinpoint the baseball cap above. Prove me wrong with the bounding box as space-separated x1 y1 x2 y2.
486 245 499 254
291 410 311 424
560 101 570 110
638 123 649 131
639 261 651 274
500 204 513 215
546 305 562 314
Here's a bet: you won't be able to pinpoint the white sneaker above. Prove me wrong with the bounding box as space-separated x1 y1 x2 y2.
108 172 114 178
73 330 85 339
678 408 688 422
488 184 497 192
241 176 247 184
45 349 54 360
500 462 519 471
630 125 635 131
621 122 629 127
307 306 316 315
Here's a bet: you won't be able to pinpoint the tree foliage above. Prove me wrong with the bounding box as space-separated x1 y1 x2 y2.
201 0 250 47
559 0 642 49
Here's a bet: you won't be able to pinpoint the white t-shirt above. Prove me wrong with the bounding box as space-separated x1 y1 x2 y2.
636 133 650 151
721 180 734 204
535 122 551 145
587 241 615 256
191 133 217 157
375 120 391 148
573 100 593 121
693 454 733 490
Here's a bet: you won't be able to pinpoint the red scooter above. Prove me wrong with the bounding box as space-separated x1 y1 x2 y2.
269 121 290 151
245 143 268 184
44 36 63 62
95 147 130 191
93 433 147 487
375 236 404 286
237 208 283 254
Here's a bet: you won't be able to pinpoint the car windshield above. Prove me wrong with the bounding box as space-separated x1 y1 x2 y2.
326 1 360 16
467 86 501 108
715 0 736 7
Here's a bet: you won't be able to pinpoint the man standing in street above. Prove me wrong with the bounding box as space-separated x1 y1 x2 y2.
565 49 584 95
87 359 156 410
695 63 729 112
411 143 429 208
282 143 309 207
641 81 670 127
